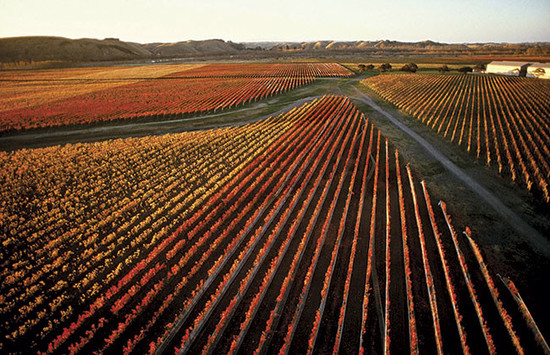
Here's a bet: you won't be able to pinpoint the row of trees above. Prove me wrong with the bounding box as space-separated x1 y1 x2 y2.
358 63 486 73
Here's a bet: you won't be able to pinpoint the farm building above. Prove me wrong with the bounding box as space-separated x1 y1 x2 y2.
527 62 550 79
486 61 530 77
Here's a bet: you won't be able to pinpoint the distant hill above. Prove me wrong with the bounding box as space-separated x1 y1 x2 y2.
1 36 549 65
0 37 151 63
0 36 245 64
144 39 244 57
246 40 550 56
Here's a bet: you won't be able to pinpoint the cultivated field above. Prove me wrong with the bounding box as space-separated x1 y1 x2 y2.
1 95 546 354
167 63 354 78
0 63 352 132
0 64 206 112
363 73 550 202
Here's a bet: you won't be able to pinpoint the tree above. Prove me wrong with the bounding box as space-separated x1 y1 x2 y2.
379 63 392 72
358 64 366 72
401 63 418 73
367 64 375 70
458 66 473 74
439 65 450 73
474 63 486 72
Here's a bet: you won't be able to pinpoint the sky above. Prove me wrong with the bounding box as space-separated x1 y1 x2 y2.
1 0 549 43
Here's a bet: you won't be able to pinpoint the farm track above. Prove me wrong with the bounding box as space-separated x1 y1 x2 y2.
0 95 325 151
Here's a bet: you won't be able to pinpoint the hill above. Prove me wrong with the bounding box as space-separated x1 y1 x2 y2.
1 36 549 65
251 40 550 56
144 39 244 57
0 36 151 63
0 36 245 64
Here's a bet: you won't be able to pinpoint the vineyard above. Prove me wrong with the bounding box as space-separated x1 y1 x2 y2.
166 63 354 78
363 73 550 202
1 95 546 354
0 64 206 112
0 63 352 133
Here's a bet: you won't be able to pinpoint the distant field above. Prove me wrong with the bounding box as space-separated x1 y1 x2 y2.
363 73 550 202
0 76 314 132
0 64 205 112
1 95 542 354
0 63 352 133
167 62 353 78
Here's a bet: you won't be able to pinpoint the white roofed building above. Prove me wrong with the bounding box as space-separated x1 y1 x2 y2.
527 62 550 79
486 61 530 77
485 61 550 79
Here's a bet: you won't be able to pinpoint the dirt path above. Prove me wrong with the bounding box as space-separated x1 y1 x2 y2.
350 86 550 258
0 95 324 151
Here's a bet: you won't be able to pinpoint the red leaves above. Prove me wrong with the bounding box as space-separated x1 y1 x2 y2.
464 230 524 354
360 130 381 354
395 149 418 354
439 200 495 354
501 277 550 354
408 169 444 355
363 74 550 203
0 76 317 132
384 138 391 355
334 118 371 354
0 63 353 132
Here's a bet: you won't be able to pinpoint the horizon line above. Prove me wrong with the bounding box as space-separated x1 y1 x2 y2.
1 35 549 45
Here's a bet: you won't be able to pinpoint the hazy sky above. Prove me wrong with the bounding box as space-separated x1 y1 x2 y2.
1 0 549 43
